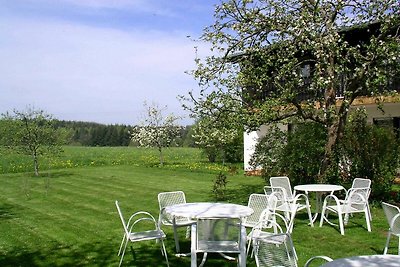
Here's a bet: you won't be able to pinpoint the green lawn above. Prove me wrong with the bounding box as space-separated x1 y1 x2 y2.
0 147 397 266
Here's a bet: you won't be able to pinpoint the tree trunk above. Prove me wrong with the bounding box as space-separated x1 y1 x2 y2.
32 151 39 176
318 110 348 183
158 146 164 166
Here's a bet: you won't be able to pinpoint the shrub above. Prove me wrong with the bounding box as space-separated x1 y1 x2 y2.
340 109 400 200
213 172 228 201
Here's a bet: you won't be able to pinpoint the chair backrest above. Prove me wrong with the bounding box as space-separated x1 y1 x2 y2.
196 217 241 253
264 185 288 207
116 200 130 236
345 187 371 210
158 191 187 225
382 202 400 234
243 194 269 227
270 176 294 200
254 232 297 267
351 178 371 189
252 195 288 232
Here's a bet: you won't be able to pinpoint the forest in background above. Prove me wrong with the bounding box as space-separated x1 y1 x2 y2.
54 120 194 147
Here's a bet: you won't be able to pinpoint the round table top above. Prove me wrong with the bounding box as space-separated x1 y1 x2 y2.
294 184 344 192
321 254 400 267
164 202 254 219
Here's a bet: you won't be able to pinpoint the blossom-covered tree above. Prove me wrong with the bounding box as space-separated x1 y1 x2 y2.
183 0 400 182
131 102 182 166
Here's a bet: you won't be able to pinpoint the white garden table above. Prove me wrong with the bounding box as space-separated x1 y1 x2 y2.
165 202 253 267
294 184 344 223
321 254 400 267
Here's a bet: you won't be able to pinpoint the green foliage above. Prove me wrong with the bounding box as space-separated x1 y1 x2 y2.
250 122 326 185
340 109 400 200
282 123 327 185
212 171 228 201
251 110 400 200
249 124 287 180
192 117 243 163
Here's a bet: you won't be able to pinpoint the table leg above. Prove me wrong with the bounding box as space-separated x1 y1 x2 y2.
239 224 247 267
172 217 181 253
191 224 197 267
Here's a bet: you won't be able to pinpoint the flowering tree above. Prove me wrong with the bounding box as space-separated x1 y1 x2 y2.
183 0 400 182
0 107 67 176
131 102 182 166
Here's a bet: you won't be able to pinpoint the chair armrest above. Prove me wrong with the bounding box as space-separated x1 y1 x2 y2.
293 193 310 203
323 194 341 207
304 255 333 266
390 213 400 229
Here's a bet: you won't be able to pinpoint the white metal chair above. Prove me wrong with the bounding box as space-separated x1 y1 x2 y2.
382 202 400 255
242 193 269 230
347 178 372 220
191 216 244 267
253 231 332 267
247 198 293 258
267 177 314 231
319 187 371 235
158 191 195 253
115 200 169 267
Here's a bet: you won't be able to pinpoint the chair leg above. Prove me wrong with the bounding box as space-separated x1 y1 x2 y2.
319 202 327 227
338 213 345 235
199 253 208 267
118 235 126 256
305 199 314 227
160 239 170 267
119 239 129 267
365 210 371 232
383 232 391 254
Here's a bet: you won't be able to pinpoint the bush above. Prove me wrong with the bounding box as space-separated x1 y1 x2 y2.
281 122 327 185
213 172 228 200
250 122 326 185
340 109 400 200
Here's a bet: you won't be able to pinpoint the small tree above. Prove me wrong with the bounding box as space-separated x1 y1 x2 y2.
131 102 182 166
0 107 67 176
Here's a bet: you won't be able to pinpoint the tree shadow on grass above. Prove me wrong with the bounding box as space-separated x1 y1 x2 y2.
0 203 15 220
0 240 195 267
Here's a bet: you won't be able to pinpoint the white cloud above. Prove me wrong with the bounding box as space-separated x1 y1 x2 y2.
0 16 205 125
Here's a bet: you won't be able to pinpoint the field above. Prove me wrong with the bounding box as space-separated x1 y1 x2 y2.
0 146 396 266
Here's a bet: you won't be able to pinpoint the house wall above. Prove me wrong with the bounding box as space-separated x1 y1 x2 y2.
243 101 400 173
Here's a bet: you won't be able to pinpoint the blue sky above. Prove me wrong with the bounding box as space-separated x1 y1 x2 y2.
0 0 219 125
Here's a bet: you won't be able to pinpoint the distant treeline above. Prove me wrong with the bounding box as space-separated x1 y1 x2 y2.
53 120 195 147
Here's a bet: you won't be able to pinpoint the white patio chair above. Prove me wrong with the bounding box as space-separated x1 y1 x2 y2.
158 191 195 253
347 178 372 220
191 216 244 267
247 197 293 258
319 187 371 235
382 202 400 255
267 178 314 231
253 231 332 267
242 193 269 230
115 200 169 267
